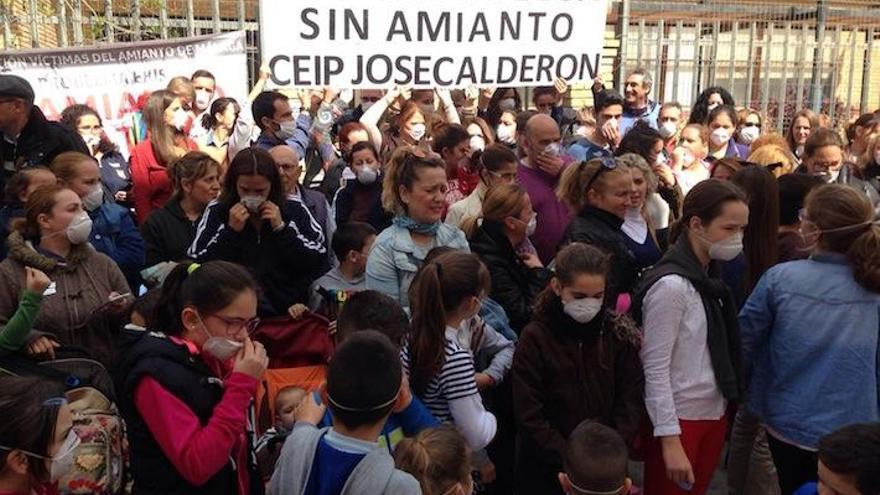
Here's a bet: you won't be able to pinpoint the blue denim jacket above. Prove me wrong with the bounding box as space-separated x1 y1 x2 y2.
365 223 469 308
739 253 880 448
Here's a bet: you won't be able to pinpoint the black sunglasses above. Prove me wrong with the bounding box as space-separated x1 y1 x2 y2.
585 157 617 191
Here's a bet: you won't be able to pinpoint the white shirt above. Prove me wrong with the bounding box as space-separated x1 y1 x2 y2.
640 274 726 437
675 166 710 197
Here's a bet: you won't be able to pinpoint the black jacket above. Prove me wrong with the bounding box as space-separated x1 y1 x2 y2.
0 203 24 262
469 221 551 333
116 329 239 495
189 198 330 316
1 106 88 192
332 180 392 232
141 197 198 267
512 298 644 494
560 206 640 302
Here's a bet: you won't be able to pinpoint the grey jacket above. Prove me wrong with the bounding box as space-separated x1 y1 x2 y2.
267 424 422 495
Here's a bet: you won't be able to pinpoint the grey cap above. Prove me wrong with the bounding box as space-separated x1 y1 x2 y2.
0 74 35 102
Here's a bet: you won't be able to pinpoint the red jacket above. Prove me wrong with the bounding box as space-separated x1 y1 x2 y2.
130 138 197 225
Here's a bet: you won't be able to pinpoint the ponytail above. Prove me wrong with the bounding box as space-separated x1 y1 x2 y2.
848 225 880 293
153 261 257 335
394 426 471 495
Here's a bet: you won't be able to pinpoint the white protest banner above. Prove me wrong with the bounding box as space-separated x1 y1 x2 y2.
260 0 607 89
0 31 248 124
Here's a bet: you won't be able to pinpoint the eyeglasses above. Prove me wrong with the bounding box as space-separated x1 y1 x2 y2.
206 314 261 336
584 157 617 192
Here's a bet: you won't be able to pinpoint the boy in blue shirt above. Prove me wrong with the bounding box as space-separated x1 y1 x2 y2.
793 422 880 495
268 331 421 495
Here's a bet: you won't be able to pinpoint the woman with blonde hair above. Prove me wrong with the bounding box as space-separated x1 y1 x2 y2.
394 426 473 495
616 153 666 260
747 144 797 177
465 184 551 333
130 89 199 224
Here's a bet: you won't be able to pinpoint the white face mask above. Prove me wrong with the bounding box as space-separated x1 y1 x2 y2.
498 98 516 111
525 215 537 237
738 126 760 145
80 133 100 150
573 125 591 139
543 142 561 157
172 108 189 131
240 195 264 213
0 428 81 483
360 101 375 112
408 123 426 141
707 102 720 112
469 135 486 153
276 119 297 140
710 128 731 147
65 211 92 244
356 166 378 185
82 185 103 212
659 121 678 139
497 124 516 145
700 231 744 261
194 90 212 112
197 314 244 361
562 297 603 324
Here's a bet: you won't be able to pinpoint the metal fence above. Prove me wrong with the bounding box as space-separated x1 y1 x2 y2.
2 0 879 129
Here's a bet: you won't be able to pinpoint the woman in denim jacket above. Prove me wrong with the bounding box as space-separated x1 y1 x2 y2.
739 184 880 494
366 146 468 308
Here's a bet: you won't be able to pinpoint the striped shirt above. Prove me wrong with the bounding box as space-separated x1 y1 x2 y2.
401 328 479 424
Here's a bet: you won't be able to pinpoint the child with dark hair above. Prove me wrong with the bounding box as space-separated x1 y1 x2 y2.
0 167 55 261
268 331 421 495
318 290 438 451
559 420 632 495
301 221 376 322
127 288 162 332
794 422 880 495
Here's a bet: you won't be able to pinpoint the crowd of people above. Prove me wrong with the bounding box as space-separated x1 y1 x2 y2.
0 61 878 495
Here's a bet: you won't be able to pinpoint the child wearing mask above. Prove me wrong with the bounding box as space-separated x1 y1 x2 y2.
559 421 633 495
268 331 421 495
116 261 268 495
394 426 474 495
332 141 391 231
402 250 497 451
633 179 748 495
512 243 644 495
295 221 376 322
0 376 79 495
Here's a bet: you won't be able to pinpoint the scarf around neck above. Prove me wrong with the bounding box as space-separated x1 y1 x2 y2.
393 214 440 236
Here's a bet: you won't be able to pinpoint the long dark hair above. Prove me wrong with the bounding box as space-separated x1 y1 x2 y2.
688 86 735 125
533 243 610 317
220 147 285 209
153 261 258 335
60 103 119 156
732 166 779 293
0 376 66 484
201 97 240 131
670 179 747 244
407 251 490 395
615 120 663 161
486 88 522 128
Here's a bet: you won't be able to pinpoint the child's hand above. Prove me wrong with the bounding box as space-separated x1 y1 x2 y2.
294 392 326 425
287 304 308 320
26 336 60 360
25 267 51 294
474 373 496 391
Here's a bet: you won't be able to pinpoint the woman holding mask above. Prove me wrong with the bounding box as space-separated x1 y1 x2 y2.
332 141 391 231
130 90 199 225
188 147 328 317
51 151 145 291
433 124 477 207
446 144 519 229
0 185 130 367
0 376 79 495
117 261 267 495
633 179 748 495
60 104 131 204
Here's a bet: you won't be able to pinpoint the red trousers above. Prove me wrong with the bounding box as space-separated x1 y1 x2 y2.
643 416 728 495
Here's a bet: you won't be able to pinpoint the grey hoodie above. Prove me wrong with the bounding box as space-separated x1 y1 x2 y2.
268 424 422 495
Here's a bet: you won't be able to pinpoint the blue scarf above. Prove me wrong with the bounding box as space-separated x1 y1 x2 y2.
393 215 440 236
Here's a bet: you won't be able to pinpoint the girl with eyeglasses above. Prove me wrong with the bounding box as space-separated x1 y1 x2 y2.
117 260 268 495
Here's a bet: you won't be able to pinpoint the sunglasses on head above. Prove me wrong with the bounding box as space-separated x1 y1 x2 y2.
585 157 617 191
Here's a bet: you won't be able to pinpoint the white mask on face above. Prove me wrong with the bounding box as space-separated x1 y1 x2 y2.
710 128 731 147
543 142 562 157
525 215 537 237
240 195 264 213
408 123 426 141
195 90 212 112
49 429 80 483
82 185 104 212
498 98 517 111
496 124 516 145
276 119 297 140
573 125 591 139
197 314 244 361
562 297 603 324
701 231 744 261
707 102 720 112
66 211 92 244
360 101 375 112
659 121 678 139
172 108 189 131
738 126 760 145
80 133 100 150
469 135 486 153
356 166 378 185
